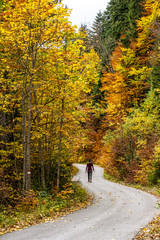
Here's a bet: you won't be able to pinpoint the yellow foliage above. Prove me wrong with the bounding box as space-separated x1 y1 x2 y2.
0 0 100 193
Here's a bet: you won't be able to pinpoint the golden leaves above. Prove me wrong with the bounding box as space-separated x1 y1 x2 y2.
135 215 160 240
0 0 100 177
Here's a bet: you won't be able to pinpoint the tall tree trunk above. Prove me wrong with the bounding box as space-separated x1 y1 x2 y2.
39 138 45 189
26 79 32 191
33 89 46 189
22 77 27 192
57 97 64 192
0 111 7 149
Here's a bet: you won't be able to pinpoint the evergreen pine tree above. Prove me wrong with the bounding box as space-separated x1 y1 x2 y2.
103 0 143 47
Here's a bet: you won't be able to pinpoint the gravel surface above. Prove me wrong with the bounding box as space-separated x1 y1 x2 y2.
1 164 159 240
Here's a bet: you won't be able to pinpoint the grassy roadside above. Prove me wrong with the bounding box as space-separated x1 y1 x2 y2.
0 181 93 236
104 171 160 240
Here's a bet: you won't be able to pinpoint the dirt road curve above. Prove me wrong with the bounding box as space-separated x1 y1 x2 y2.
1 164 159 240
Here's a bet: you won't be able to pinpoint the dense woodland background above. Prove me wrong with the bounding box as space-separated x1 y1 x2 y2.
0 0 160 214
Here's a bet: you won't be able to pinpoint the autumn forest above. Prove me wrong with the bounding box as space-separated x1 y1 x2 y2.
0 0 160 233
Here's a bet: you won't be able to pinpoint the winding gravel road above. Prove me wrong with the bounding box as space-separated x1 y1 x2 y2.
1 164 159 240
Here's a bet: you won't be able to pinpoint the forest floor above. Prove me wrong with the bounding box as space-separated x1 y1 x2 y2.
134 215 160 240
104 172 160 240
0 182 93 236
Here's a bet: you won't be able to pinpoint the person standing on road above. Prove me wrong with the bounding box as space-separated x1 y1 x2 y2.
85 159 94 182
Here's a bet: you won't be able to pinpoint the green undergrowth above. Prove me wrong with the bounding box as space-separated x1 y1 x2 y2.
0 181 92 235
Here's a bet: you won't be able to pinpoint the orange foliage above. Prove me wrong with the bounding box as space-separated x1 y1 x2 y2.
102 43 149 128
98 0 160 184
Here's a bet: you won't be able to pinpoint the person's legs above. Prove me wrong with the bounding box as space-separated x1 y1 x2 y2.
88 170 92 182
